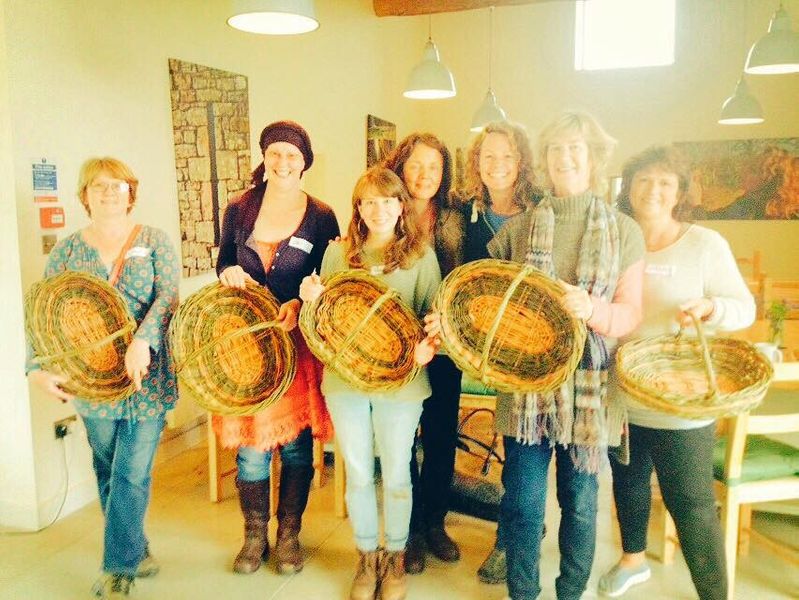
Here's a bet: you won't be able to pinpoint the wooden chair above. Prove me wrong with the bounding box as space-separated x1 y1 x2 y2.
713 362 799 600
207 415 325 516
735 250 767 318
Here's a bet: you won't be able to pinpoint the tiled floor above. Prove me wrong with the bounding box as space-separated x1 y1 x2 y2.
1 442 797 600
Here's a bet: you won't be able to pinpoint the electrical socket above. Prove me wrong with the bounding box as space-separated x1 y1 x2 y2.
54 415 77 439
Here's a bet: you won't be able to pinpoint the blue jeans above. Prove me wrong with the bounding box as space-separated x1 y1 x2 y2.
236 427 313 482
82 415 165 576
501 437 598 600
326 393 423 552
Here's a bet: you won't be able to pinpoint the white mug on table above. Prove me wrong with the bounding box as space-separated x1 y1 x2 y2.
754 342 783 363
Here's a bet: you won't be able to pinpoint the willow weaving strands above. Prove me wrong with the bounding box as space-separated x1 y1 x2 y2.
299 270 423 392
616 313 773 419
169 281 295 415
436 259 586 393
25 271 137 402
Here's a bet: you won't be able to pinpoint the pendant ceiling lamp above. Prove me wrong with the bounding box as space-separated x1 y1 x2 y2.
745 3 799 74
470 6 507 132
227 0 319 35
718 77 764 125
403 16 456 99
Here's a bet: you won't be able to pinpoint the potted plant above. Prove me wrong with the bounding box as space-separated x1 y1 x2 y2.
765 300 788 347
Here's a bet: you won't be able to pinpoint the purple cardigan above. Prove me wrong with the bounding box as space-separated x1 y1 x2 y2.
216 183 340 304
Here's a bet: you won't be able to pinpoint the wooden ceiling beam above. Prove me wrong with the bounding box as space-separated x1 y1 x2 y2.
374 0 562 17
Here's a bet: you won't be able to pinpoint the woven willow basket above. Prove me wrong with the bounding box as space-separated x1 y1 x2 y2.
169 281 296 416
25 271 137 402
616 314 773 419
436 259 587 393
299 270 424 392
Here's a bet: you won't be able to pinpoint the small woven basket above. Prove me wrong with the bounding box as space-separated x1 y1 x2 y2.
299 270 424 392
436 259 587 393
616 314 773 419
169 281 296 415
25 271 137 402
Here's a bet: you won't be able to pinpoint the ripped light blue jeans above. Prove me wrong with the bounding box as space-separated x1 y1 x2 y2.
326 393 423 552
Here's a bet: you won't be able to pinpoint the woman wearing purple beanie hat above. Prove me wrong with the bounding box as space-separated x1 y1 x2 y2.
212 120 340 576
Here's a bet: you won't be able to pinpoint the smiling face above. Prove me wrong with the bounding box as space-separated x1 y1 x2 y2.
629 164 681 224
546 132 592 197
84 171 132 219
479 132 520 195
357 186 403 239
263 141 305 189
402 143 444 204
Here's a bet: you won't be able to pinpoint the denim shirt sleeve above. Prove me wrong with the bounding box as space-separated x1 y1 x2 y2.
131 227 179 354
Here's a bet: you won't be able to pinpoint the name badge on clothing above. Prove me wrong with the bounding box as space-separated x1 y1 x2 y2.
125 246 152 259
645 264 675 277
288 236 313 254
370 265 386 276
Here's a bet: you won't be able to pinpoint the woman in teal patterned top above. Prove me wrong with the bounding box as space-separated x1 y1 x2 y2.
27 157 179 599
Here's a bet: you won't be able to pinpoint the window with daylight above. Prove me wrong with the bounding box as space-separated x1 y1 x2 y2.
574 0 676 71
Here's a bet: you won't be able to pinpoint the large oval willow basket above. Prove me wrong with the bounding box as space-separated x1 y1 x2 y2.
25 271 137 402
436 259 587 393
299 270 424 392
616 314 773 419
169 282 296 416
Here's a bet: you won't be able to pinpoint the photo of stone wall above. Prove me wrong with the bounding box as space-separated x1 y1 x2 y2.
168 58 252 277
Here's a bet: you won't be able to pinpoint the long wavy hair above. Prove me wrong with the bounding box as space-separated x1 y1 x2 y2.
617 145 696 222
460 121 536 212
345 167 426 273
535 111 617 199
382 132 453 210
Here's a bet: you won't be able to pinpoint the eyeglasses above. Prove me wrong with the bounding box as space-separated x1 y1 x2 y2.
89 181 130 194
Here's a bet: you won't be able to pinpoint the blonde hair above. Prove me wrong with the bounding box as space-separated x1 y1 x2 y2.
535 111 616 198
345 167 426 273
77 157 138 215
461 121 536 212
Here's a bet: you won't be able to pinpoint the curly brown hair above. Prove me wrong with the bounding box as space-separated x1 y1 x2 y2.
460 121 536 212
616 145 696 222
382 132 453 209
345 167 426 273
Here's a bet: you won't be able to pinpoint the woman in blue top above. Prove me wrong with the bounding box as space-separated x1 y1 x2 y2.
28 157 179 599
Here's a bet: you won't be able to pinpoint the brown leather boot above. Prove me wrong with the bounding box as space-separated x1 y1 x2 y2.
349 549 380 600
274 464 314 574
425 526 460 562
232 479 270 574
404 531 426 574
379 550 407 600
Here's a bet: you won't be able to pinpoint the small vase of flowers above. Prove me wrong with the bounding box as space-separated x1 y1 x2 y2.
766 300 788 347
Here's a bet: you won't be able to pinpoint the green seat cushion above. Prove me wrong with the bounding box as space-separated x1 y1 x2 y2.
461 373 496 396
713 435 799 485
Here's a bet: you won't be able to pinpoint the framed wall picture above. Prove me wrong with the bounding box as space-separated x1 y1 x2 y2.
366 115 396 168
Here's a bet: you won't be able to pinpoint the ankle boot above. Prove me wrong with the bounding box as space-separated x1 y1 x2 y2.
233 479 270 574
274 463 314 574
349 549 380 600
379 550 407 600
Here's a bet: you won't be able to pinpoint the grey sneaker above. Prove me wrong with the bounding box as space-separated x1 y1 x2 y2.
136 550 160 578
598 562 651 597
477 547 506 584
92 573 134 598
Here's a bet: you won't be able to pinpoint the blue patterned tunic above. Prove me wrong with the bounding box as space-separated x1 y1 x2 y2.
30 225 179 420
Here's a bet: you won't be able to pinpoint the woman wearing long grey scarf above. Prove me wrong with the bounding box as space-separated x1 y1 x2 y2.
487 112 645 600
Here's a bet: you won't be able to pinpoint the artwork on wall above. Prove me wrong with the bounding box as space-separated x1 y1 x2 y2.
168 58 252 277
675 138 799 220
366 115 396 168
455 147 466 194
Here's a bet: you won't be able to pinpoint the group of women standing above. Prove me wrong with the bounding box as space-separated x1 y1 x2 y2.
27 110 754 600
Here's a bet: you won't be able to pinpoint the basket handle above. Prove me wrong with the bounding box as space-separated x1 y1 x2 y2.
328 288 402 372
174 320 282 373
31 322 137 366
682 312 718 398
479 264 534 382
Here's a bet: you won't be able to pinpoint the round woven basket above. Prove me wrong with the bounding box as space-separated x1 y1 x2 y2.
25 271 137 402
436 259 587 393
616 314 773 419
169 281 296 415
299 270 424 392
